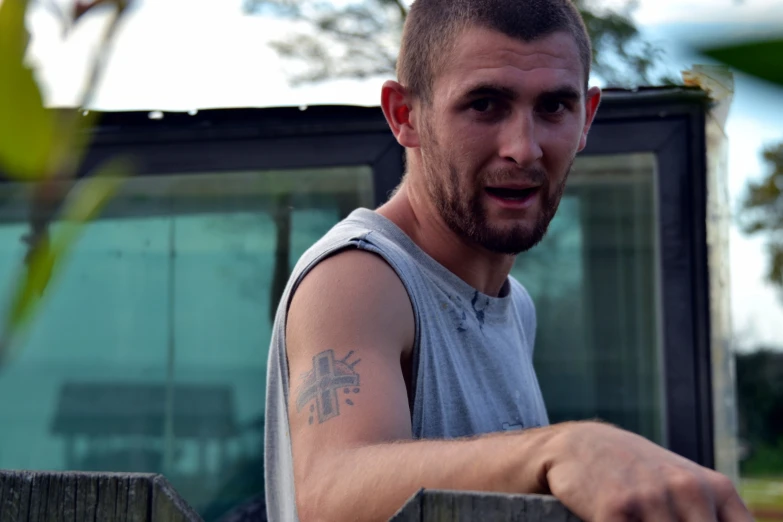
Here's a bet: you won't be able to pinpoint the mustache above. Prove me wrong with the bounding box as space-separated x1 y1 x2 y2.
482 166 548 186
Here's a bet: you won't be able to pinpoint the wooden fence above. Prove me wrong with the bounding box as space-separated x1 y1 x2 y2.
391 489 583 521
0 470 202 521
0 470 582 521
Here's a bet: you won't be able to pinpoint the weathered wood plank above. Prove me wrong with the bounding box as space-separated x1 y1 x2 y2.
44 473 61 522
27 473 48 522
0 471 12 522
0 471 20 522
0 471 202 522
470 492 517 522
0 472 32 522
113 476 128 522
151 475 202 522
62 474 77 522
453 492 477 522
96 475 117 521
422 488 457 521
75 474 98 522
390 489 583 522
0 472 5 520
392 490 423 522
527 494 579 522
126 476 151 522
13 472 33 522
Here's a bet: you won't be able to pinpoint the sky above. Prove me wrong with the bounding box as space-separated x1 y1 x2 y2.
16 0 783 349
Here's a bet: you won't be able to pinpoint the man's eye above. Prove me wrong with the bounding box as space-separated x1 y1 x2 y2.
470 98 495 112
541 100 566 114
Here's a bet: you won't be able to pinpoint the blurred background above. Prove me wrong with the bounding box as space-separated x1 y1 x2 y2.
1 0 782 520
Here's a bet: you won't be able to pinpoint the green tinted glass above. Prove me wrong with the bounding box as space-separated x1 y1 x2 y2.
0 166 374 521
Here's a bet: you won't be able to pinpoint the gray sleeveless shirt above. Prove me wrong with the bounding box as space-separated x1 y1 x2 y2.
264 208 549 521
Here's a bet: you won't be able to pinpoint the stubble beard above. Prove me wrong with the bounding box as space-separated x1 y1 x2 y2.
421 143 573 256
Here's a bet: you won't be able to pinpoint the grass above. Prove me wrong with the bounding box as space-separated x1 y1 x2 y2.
740 477 783 521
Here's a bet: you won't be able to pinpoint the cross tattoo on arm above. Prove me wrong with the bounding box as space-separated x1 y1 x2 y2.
296 349 361 425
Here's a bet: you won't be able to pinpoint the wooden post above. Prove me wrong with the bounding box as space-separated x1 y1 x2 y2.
0 470 203 522
390 489 584 521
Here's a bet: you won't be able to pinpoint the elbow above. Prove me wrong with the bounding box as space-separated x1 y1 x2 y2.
296 477 336 522
296 486 319 522
295 448 364 522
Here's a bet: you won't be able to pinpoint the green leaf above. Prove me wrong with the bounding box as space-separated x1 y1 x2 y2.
701 38 783 88
58 157 129 224
0 0 58 180
0 158 131 364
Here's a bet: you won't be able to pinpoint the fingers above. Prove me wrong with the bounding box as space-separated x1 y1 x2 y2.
709 473 754 522
596 469 750 522
666 470 718 522
718 496 754 522
662 468 754 522
597 486 678 522
658 469 751 522
595 468 679 522
718 495 754 522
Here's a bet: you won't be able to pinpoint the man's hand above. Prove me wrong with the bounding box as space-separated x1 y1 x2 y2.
543 422 752 522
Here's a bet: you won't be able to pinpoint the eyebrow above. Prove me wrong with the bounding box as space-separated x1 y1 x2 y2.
537 86 582 103
460 83 582 103
462 83 519 101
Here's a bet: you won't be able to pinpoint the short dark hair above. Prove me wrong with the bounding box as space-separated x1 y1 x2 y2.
397 0 592 102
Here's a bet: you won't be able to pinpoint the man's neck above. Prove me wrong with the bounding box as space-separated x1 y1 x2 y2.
376 180 516 298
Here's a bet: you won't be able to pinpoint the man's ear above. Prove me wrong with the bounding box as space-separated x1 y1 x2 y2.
577 86 602 152
381 80 420 149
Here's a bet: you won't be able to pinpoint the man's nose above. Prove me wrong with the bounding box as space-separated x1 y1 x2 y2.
498 114 543 167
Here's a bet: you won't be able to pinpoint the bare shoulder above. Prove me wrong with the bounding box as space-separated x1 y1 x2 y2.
286 247 415 368
286 247 416 449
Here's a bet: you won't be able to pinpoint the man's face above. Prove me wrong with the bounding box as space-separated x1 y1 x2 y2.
415 27 599 255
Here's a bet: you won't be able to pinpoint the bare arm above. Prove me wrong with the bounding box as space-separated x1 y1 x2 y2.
286 250 752 522
295 428 551 522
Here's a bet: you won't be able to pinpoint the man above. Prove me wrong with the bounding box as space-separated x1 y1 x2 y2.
264 0 752 521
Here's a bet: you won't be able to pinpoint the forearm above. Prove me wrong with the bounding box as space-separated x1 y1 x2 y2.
297 427 555 522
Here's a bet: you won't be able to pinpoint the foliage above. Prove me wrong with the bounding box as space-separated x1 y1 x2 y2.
0 0 57 179
0 0 133 365
702 38 783 89
735 349 783 451
737 143 783 289
575 0 672 87
742 442 783 478
243 0 677 88
736 348 783 502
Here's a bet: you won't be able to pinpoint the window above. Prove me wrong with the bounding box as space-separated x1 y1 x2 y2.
0 96 724 516
513 153 666 446
0 166 374 520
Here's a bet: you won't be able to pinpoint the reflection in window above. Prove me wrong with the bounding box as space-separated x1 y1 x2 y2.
0 166 374 520
513 153 665 446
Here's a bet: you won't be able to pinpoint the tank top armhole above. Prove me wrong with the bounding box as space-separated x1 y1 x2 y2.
350 233 423 423
280 233 424 419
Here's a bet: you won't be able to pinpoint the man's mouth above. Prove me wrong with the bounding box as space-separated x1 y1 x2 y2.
485 186 539 201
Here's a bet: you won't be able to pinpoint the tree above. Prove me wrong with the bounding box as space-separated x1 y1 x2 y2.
242 0 675 88
735 348 783 476
738 143 783 290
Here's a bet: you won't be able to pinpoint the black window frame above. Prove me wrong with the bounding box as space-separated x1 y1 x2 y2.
580 88 713 468
75 106 404 207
